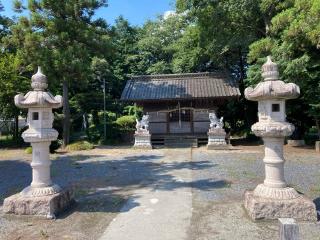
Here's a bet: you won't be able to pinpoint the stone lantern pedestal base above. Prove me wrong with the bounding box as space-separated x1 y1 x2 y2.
244 191 317 221
207 128 229 150
3 189 74 219
134 132 152 149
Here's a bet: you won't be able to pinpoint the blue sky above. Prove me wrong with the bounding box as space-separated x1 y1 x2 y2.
1 0 176 26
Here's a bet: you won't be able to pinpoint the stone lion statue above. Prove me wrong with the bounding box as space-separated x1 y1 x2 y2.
136 114 149 133
209 112 224 129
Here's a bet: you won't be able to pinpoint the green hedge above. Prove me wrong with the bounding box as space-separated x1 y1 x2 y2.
115 115 136 131
66 141 94 151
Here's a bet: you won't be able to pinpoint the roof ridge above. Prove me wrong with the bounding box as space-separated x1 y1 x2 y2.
130 72 226 80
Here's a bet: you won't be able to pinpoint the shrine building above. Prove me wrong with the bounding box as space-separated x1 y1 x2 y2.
121 72 240 146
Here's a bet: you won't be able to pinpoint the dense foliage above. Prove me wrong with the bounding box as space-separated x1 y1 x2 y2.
0 0 319 147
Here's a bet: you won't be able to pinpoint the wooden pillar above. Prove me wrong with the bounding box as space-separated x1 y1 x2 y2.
191 109 194 134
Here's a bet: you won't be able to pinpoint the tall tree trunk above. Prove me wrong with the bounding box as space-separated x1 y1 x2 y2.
14 114 19 140
238 47 245 94
62 80 70 148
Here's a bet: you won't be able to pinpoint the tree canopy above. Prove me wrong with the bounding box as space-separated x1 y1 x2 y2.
0 0 319 145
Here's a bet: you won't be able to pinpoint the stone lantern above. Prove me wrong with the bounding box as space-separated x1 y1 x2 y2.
244 57 316 221
3 67 73 218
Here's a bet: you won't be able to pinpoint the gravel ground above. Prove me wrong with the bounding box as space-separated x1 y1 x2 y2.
0 145 319 240
0 147 167 240
189 145 320 240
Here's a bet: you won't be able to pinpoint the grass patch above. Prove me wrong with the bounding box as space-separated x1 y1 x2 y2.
25 146 32 154
66 141 94 152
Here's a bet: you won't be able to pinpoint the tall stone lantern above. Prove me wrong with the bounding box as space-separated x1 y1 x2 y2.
3 67 73 218
244 57 316 221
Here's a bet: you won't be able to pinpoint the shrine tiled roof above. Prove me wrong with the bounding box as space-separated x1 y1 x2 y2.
121 72 240 101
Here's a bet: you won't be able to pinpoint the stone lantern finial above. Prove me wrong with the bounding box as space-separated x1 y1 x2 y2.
262 56 279 81
31 66 48 91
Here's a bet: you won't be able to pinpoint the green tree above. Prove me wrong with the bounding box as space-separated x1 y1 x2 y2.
10 0 112 147
176 0 267 90
248 0 320 138
134 13 189 74
0 54 29 138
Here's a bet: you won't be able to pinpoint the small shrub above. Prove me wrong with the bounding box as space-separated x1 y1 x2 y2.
66 141 94 151
25 146 32 154
115 115 136 131
50 140 61 153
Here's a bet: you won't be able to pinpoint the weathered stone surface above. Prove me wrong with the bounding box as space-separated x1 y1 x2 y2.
134 133 152 149
279 218 299 240
207 144 229 150
3 189 74 219
244 191 317 221
253 184 300 200
315 141 320 153
207 128 228 150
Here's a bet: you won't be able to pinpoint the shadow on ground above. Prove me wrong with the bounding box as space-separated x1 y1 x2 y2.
0 151 222 217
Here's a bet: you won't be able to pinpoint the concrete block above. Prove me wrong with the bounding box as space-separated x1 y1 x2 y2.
279 218 299 240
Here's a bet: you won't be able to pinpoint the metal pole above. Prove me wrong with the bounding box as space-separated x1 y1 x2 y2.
103 77 106 141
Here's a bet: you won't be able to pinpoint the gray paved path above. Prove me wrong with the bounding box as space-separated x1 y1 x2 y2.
99 149 193 240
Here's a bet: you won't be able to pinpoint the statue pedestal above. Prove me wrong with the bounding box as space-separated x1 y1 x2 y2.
207 128 228 150
3 189 74 219
244 191 317 221
134 131 152 149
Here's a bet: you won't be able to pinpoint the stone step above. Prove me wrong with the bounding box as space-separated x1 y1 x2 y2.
164 138 198 148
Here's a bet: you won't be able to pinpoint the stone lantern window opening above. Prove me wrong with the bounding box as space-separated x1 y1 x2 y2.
32 112 39 121
272 103 280 112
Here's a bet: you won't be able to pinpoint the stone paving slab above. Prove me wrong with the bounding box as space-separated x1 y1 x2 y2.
99 185 192 240
99 149 193 240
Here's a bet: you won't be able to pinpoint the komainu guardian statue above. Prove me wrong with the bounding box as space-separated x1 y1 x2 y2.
134 114 152 149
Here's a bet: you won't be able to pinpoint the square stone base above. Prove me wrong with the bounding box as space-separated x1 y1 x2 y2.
3 190 74 219
134 133 152 149
244 191 317 221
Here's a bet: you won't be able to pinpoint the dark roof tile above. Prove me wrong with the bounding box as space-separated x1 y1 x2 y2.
121 72 240 101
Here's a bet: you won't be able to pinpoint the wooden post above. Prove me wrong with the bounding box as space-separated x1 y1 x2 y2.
178 101 181 128
279 218 299 240
191 109 194 134
166 112 170 134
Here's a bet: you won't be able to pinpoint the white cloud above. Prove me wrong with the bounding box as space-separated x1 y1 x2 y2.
163 10 176 20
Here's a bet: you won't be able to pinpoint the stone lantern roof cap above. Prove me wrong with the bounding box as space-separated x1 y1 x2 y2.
262 56 279 81
14 67 62 109
245 56 300 101
31 66 48 91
